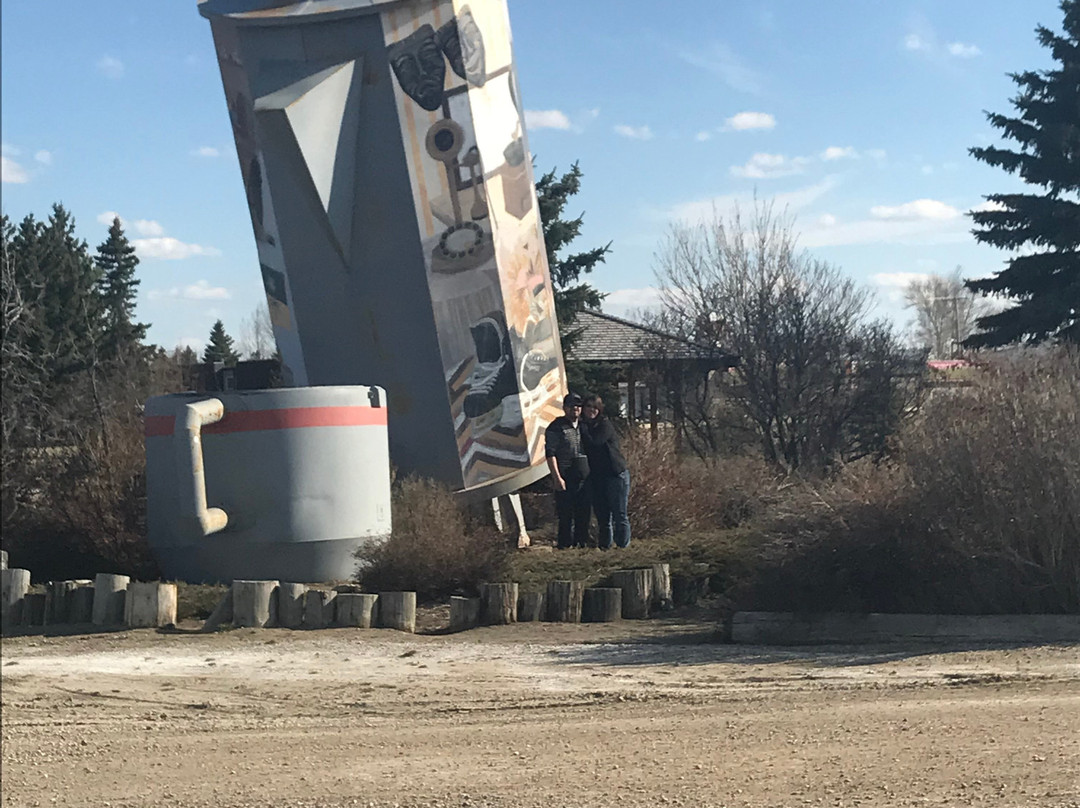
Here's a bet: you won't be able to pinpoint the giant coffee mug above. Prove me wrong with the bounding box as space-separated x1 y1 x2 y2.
198 0 566 500
145 386 391 583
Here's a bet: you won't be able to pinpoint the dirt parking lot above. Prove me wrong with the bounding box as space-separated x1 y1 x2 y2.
2 611 1078 808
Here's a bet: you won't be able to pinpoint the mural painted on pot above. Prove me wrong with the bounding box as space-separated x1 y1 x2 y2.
382 0 564 488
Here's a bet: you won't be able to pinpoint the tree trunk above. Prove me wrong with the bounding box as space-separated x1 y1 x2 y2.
610 569 652 619
334 593 378 628
651 563 673 611
69 584 95 624
582 587 622 622
545 580 585 623
378 591 416 633
201 588 234 632
276 582 307 629
302 589 336 629
233 580 279 628
450 596 481 632
481 582 518 625
517 591 545 622
92 573 129 626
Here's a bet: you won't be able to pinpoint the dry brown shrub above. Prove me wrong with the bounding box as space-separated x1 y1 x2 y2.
741 347 1080 613
622 427 776 538
354 475 509 600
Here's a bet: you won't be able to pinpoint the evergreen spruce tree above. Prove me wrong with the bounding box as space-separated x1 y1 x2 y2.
535 163 618 400
535 162 611 344
95 217 148 361
203 319 240 366
965 0 1080 346
37 205 103 379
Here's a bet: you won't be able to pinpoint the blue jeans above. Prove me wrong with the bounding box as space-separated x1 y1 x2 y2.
594 469 631 549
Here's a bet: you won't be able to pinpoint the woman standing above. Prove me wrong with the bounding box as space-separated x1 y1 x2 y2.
581 395 631 549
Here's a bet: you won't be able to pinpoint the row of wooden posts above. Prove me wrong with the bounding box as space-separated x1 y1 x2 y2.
1 570 177 631
1 559 701 635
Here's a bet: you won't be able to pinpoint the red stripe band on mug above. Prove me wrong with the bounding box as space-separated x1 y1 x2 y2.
144 406 387 438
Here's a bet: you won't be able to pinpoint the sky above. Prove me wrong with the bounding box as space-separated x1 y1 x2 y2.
0 0 1064 353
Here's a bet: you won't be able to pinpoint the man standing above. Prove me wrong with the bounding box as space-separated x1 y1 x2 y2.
544 393 592 549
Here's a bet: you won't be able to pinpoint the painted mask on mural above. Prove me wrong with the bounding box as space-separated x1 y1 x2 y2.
457 8 486 87
388 25 446 111
437 8 486 87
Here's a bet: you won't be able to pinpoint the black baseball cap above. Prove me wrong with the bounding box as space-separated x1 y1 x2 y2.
563 393 583 407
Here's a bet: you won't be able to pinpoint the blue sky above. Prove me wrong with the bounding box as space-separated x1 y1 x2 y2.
1 0 1062 353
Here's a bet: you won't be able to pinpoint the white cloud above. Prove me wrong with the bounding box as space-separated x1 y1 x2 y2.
97 54 125 79
866 148 888 161
679 43 762 94
2 156 29 184
730 152 808 179
34 150 52 165
133 237 222 260
904 34 930 52
666 176 840 223
132 219 165 237
614 124 654 141
191 146 220 158
970 199 1006 213
97 211 215 256
695 131 712 142
947 42 981 58
524 109 572 131
723 111 776 131
870 199 960 221
818 214 837 227
148 280 231 301
920 165 934 175
821 146 857 161
601 287 663 317
873 272 931 289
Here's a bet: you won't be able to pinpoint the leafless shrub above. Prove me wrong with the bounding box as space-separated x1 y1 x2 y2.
741 347 1080 613
354 476 509 600
622 428 776 538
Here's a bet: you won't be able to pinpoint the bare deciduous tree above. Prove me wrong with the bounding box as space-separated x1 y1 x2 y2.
654 202 924 473
904 268 990 358
237 302 276 360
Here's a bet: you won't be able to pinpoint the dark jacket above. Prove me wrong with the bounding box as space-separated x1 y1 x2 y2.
545 416 589 480
580 416 627 478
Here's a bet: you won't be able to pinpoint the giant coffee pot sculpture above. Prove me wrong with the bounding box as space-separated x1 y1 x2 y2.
198 0 566 498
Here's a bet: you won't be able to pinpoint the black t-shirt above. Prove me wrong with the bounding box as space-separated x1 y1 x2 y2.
545 416 588 478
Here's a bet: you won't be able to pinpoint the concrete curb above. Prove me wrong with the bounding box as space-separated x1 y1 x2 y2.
730 611 1080 645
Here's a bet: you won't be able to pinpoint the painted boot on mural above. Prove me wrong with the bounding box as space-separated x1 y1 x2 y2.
464 316 517 418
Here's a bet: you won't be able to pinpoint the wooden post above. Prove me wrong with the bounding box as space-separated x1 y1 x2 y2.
517 591 545 622
46 581 77 624
277 583 307 629
302 589 336 629
480 582 518 625
626 367 636 422
69 584 95 624
545 580 585 623
449 596 480 632
335 593 378 628
610 568 652 619
651 563 673 611
124 582 178 628
582 587 622 622
92 574 129 626
671 573 711 606
2 568 32 629
21 592 47 627
378 591 416 633
232 580 279 628
201 588 234 632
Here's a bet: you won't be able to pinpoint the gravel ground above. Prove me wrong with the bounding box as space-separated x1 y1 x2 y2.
2 612 1079 808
